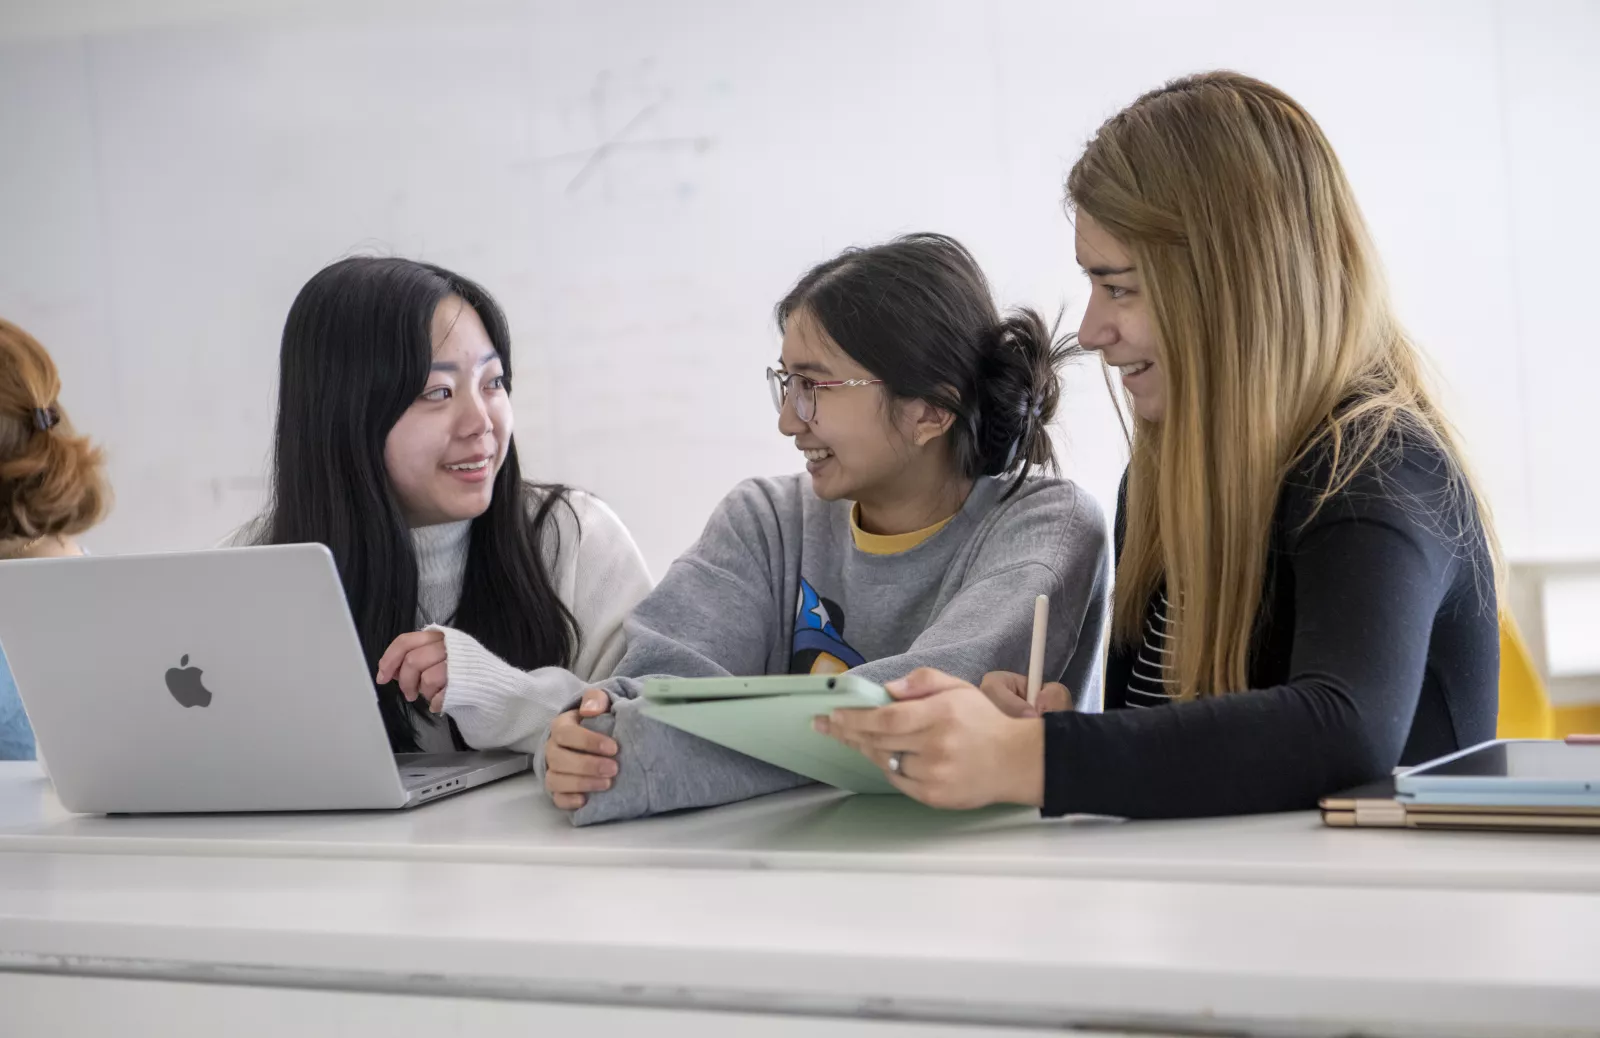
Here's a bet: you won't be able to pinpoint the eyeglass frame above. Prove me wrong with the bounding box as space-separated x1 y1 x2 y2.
766 367 885 423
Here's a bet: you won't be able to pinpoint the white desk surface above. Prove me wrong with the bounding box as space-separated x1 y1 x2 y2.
2 847 1598 1037
1 763 1597 893
3 763 1600 1037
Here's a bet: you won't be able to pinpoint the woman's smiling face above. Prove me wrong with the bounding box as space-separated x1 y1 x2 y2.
1075 211 1164 422
383 295 513 526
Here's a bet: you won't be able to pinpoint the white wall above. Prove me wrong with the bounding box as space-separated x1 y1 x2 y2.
0 0 1594 578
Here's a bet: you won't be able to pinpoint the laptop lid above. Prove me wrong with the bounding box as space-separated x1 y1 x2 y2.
0 545 410 813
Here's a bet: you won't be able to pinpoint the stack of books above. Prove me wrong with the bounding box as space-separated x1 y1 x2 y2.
1321 737 1600 832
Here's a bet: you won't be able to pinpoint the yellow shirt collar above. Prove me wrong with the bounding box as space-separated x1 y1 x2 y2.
849 503 956 556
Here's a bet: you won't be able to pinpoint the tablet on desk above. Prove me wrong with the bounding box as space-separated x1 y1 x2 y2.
639 674 897 794
1395 739 1600 808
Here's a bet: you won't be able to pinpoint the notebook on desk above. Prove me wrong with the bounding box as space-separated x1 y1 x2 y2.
1321 738 1600 833
1321 777 1600 832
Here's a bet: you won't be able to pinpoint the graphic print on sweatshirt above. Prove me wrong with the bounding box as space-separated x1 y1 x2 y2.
790 577 866 675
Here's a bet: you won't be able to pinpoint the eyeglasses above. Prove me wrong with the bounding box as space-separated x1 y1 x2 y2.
766 367 884 423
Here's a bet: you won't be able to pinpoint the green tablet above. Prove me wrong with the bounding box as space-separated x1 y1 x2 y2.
639 674 898 794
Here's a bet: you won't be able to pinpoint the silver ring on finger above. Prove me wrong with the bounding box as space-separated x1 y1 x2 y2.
888 750 907 775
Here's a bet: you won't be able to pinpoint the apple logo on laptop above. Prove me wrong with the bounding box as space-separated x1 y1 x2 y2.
165 654 213 708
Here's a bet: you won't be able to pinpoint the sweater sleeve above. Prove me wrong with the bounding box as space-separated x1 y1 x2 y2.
432 491 653 755
594 479 789 691
1043 447 1489 819
561 493 654 682
432 633 592 756
534 482 813 825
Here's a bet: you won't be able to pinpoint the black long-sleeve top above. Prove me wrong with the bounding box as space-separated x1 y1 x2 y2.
1042 429 1499 818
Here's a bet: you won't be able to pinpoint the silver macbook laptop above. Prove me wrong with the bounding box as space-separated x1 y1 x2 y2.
0 544 529 814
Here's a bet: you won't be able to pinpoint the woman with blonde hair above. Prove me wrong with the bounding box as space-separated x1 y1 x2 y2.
0 319 110 759
820 71 1500 817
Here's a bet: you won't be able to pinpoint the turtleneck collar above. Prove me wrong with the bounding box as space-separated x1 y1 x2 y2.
410 519 472 627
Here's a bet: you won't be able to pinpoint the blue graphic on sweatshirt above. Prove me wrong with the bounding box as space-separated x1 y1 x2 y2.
790 578 867 675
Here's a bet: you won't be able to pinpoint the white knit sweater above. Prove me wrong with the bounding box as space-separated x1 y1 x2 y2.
420 490 652 753
228 491 653 754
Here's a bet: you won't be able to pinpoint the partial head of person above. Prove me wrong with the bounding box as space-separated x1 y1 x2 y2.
770 233 1074 530
0 319 108 559
265 257 573 748
1065 70 1496 698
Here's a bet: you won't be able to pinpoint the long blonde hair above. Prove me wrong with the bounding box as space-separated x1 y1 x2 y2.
1066 71 1499 700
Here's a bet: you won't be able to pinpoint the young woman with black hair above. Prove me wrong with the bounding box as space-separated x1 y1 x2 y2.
233 257 652 754
521 233 1113 825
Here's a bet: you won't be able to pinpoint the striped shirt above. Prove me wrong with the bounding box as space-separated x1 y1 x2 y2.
1126 586 1177 708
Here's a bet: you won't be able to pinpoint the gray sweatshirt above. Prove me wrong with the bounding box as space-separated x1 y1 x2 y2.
443 473 1111 825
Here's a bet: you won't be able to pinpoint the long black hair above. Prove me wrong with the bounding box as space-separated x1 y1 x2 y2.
776 233 1075 497
264 257 576 751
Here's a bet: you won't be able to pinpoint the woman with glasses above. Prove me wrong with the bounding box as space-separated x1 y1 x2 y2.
513 233 1112 825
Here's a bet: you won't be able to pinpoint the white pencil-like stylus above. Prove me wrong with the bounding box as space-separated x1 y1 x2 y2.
1026 594 1049 708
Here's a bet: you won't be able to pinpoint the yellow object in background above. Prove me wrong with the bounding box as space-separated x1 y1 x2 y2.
1496 614 1555 739
1554 702 1600 738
